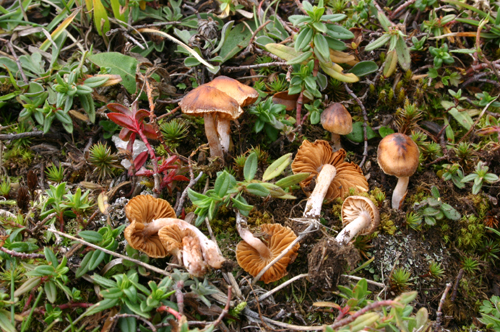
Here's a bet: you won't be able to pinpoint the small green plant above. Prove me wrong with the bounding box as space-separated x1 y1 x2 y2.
247 98 295 141
441 164 465 189
390 268 412 290
160 118 189 148
188 152 309 225
0 179 11 198
478 239 500 265
454 142 474 160
413 186 461 226
429 43 454 69
45 165 65 183
89 142 120 180
414 0 437 11
304 99 323 125
461 256 480 274
478 295 500 331
406 211 423 230
428 261 445 279
461 161 499 195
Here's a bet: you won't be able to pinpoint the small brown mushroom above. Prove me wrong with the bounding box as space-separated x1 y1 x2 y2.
321 103 352 151
159 224 208 277
205 76 258 153
336 196 380 245
377 133 419 210
124 195 176 258
291 140 369 217
236 223 299 284
179 85 240 158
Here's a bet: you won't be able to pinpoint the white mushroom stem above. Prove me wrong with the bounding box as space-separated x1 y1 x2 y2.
392 176 409 210
204 113 224 158
303 164 337 218
182 237 208 277
152 218 226 269
236 214 272 259
335 211 372 245
217 118 231 153
331 133 342 151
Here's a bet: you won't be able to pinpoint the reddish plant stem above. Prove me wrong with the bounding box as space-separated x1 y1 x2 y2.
175 280 184 315
136 129 161 195
211 286 232 328
313 59 319 77
296 91 304 127
329 300 396 330
23 302 93 316
0 247 45 259
23 291 34 311
157 305 183 320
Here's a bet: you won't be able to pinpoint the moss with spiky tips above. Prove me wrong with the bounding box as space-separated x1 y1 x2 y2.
45 164 65 183
390 268 412 291
160 118 189 148
88 142 120 181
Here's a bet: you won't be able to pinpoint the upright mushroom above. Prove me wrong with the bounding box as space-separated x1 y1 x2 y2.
377 133 419 210
206 76 258 153
336 196 380 245
321 103 352 151
179 85 240 158
291 140 369 218
124 195 177 258
235 214 299 283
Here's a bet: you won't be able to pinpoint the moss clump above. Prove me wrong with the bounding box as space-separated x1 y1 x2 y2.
456 214 485 250
247 209 273 226
469 194 489 219
380 213 396 235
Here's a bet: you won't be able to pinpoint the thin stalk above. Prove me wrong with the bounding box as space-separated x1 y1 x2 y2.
21 289 43 332
10 259 15 325
296 91 304 127
136 129 161 194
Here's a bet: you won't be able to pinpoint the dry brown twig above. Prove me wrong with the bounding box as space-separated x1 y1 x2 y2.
435 282 452 328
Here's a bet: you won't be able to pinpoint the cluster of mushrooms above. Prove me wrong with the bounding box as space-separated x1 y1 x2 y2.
124 77 421 285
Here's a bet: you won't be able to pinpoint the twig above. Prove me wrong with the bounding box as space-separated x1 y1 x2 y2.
210 286 232 328
251 222 317 285
344 83 369 168
0 38 28 84
457 96 498 144
435 282 452 328
257 273 309 302
224 62 287 73
31 212 57 234
47 229 171 277
0 131 61 140
0 247 45 259
390 0 417 19
294 0 307 14
157 106 180 121
110 313 156 332
451 269 463 302
341 274 386 288
175 156 203 216
157 305 183 320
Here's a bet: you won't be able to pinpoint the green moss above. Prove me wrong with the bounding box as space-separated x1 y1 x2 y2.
380 213 396 235
456 214 485 250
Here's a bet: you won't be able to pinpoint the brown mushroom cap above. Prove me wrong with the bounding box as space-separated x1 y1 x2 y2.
236 224 299 284
179 85 241 120
205 76 259 108
124 195 176 258
321 103 353 135
377 133 419 177
291 140 369 202
341 196 380 235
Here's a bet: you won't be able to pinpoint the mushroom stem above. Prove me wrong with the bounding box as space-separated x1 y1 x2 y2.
236 215 272 259
392 176 409 210
204 113 224 158
304 164 337 218
217 118 231 153
141 218 171 237
335 211 371 245
331 133 342 151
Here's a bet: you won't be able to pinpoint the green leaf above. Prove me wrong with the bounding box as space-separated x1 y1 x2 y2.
0 310 15 332
89 250 106 270
244 152 258 181
14 277 41 297
231 197 254 212
266 44 303 62
88 53 138 94
184 57 200 67
214 171 232 197
245 183 270 197
348 61 378 77
325 24 354 39
287 51 313 65
187 189 209 203
44 247 58 267
263 153 292 181
364 34 391 51
314 33 330 60
217 22 253 63
45 280 57 303
211 20 234 54
448 107 473 130
395 36 411 71
378 126 394 138
79 230 103 243
295 27 313 52
345 122 378 143
378 11 392 32
275 173 310 188
85 298 120 316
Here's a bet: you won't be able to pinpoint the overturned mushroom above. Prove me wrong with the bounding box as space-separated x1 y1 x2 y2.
124 195 177 258
236 215 299 284
291 140 368 218
336 196 380 245
377 133 419 210
206 76 258 153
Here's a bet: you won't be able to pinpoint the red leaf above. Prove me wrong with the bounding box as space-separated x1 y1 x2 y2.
135 109 151 123
172 175 189 182
108 113 137 131
119 127 132 141
135 167 153 176
134 151 149 170
142 123 159 140
107 103 133 116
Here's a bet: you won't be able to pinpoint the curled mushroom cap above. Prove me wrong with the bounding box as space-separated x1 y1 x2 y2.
205 76 259 107
321 103 352 151
377 133 419 209
159 225 208 277
336 196 380 245
236 224 300 284
291 140 369 203
124 195 176 258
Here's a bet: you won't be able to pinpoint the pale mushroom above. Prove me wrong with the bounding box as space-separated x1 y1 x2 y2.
291 140 369 218
377 133 419 210
336 196 380 245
